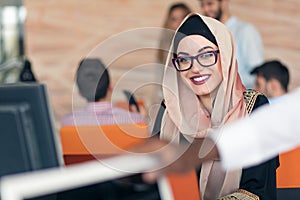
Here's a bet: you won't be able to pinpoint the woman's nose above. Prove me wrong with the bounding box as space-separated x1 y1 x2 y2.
190 59 203 73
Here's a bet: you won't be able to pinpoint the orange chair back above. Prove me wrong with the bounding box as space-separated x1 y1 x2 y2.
166 170 201 200
277 146 300 188
60 123 148 165
276 146 300 199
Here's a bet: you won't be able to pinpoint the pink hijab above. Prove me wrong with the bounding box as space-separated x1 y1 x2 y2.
160 13 248 199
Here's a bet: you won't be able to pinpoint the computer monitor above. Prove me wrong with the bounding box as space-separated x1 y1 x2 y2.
0 84 168 200
0 83 63 179
0 103 40 176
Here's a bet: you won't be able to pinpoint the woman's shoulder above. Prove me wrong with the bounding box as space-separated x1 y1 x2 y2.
243 89 269 113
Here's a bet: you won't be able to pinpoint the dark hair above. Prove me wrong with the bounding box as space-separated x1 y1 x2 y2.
251 60 289 91
76 58 110 102
164 3 192 29
168 3 191 15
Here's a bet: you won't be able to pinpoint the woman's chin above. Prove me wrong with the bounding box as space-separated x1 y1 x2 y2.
194 90 210 97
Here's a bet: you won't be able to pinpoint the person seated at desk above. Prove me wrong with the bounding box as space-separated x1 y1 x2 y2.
59 58 152 199
61 58 145 126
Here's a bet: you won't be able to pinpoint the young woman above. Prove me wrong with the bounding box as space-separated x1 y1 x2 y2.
157 3 192 65
159 13 279 200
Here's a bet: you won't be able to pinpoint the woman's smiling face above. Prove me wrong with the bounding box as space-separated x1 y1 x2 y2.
176 35 222 97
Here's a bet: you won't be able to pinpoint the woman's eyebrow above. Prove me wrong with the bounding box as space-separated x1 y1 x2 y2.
177 46 215 56
198 46 214 53
177 52 190 56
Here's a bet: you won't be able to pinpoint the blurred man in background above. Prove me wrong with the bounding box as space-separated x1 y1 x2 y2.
251 60 289 103
199 0 264 88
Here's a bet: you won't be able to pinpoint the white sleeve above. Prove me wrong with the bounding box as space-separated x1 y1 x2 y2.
237 24 264 88
210 87 300 170
242 24 264 70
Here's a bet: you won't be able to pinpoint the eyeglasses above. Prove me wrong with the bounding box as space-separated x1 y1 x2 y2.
172 50 220 72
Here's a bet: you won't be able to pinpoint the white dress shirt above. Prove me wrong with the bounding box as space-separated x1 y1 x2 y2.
210 87 300 169
226 16 264 88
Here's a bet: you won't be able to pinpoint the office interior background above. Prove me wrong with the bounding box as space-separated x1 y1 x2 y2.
0 0 299 129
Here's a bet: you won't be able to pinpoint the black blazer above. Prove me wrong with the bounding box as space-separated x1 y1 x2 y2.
240 94 280 200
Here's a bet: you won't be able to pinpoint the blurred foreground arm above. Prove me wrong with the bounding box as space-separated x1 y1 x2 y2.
136 137 219 183
139 87 300 182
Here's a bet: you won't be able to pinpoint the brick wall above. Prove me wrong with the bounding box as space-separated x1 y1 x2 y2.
23 0 300 128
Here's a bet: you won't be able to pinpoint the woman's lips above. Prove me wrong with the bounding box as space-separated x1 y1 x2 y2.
190 75 210 85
